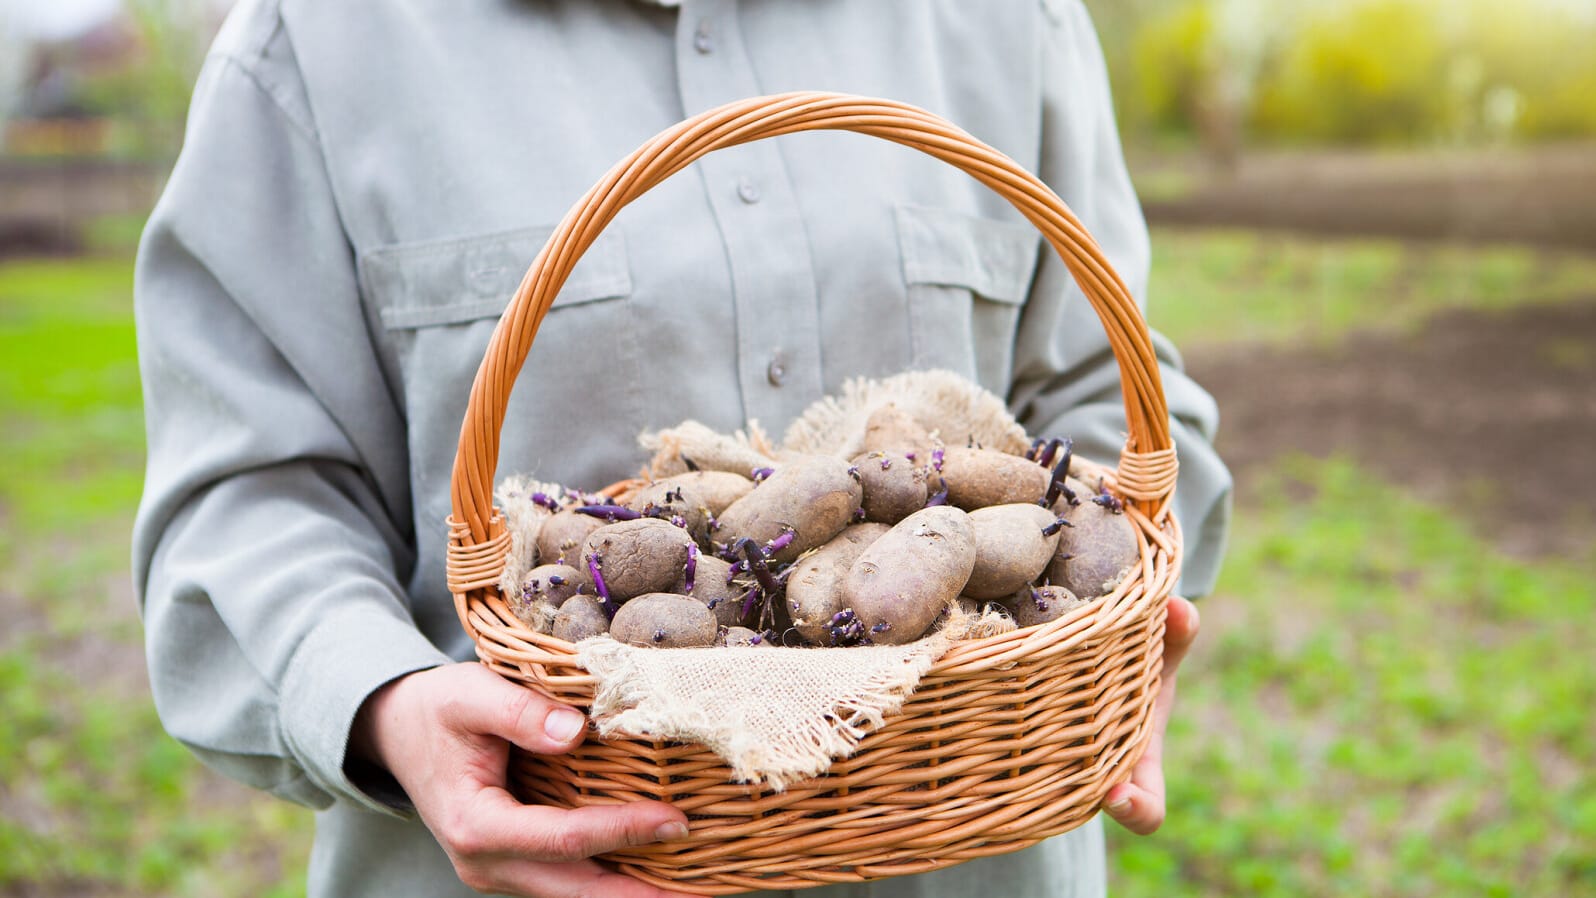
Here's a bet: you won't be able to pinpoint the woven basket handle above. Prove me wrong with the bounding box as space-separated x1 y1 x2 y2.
449 92 1176 550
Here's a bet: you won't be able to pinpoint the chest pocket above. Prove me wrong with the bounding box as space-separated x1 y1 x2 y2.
896 203 1040 394
359 226 640 526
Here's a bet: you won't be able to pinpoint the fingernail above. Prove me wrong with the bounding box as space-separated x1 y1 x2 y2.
655 821 690 842
544 707 585 742
1106 795 1132 815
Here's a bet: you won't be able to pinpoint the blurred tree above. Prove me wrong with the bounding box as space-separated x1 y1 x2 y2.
77 0 212 160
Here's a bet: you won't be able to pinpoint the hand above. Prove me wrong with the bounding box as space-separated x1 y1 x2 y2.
1102 595 1200 835
352 663 703 897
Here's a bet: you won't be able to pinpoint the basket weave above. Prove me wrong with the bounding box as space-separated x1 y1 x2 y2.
445 92 1183 895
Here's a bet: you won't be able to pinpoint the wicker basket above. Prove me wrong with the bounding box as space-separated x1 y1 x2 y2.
444 92 1183 895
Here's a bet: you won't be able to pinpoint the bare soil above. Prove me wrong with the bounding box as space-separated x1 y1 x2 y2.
1190 297 1596 560
1141 144 1596 250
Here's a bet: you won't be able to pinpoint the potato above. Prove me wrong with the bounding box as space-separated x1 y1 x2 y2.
840 506 976 645
963 504 1063 600
518 563 585 609
851 451 928 524
937 447 1049 510
718 626 772 647
579 518 697 601
535 509 607 566
785 523 891 645
649 471 754 517
714 455 863 563
861 403 934 459
626 481 711 543
999 584 1085 628
675 554 754 628
1045 498 1141 599
610 593 718 648
552 594 610 642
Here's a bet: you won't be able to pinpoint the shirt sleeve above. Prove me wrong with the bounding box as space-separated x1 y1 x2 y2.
132 48 451 813
1010 0 1233 597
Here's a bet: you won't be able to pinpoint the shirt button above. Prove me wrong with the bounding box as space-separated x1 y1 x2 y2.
693 19 713 54
737 178 761 204
767 352 787 387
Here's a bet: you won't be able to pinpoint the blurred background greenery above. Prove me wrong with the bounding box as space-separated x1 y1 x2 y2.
0 0 1592 895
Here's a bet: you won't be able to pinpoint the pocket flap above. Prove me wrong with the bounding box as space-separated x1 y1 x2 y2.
895 204 1040 305
362 226 631 330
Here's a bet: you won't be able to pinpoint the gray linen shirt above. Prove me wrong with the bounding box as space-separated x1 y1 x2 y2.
132 1 1232 895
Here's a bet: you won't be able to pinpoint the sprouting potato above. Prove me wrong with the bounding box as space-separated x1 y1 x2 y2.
610 593 719 648
675 553 754 629
785 523 891 645
718 626 772 647
552 594 610 642
1045 495 1140 599
839 506 976 645
963 504 1064 600
937 447 1050 510
998 584 1086 628
579 517 697 601
649 471 754 517
851 451 928 524
536 508 607 566
626 481 711 543
715 455 863 563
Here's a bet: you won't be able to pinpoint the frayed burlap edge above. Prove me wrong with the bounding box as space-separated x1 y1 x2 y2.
494 476 569 628
639 420 781 478
781 369 1030 459
575 607 1013 790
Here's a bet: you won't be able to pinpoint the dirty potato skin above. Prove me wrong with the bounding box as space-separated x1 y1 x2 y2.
860 403 935 459
536 509 607 567
999 584 1086 628
714 455 863 563
964 504 1063 600
519 563 585 609
610 593 719 648
1045 498 1141 599
938 448 1050 510
579 518 697 601
851 451 928 524
675 554 753 628
785 522 891 645
626 481 711 543
650 471 754 517
718 626 771 647
551 595 610 642
840 506 976 645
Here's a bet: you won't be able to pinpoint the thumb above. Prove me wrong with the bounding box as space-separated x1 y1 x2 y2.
439 665 590 755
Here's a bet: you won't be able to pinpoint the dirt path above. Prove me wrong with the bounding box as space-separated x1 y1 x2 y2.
1189 297 1596 560
1141 144 1596 251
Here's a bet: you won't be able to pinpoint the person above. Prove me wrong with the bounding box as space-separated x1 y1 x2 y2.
132 1 1231 896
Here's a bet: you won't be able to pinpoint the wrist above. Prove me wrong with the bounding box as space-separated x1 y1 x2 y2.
351 668 424 773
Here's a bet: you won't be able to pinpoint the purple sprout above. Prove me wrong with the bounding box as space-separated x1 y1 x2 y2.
575 504 642 522
1037 438 1067 469
1093 484 1125 514
852 507 867 522
1030 589 1050 613
1026 437 1047 461
530 491 562 512
1041 516 1073 537
681 455 700 472
879 456 892 471
586 552 618 616
547 573 566 587
931 447 945 473
765 527 796 555
669 514 688 529
904 451 916 462
1044 444 1078 508
847 465 861 483
683 543 698 593
751 466 775 483
926 479 949 507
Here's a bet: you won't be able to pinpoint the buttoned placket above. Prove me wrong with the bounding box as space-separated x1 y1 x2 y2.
674 0 825 428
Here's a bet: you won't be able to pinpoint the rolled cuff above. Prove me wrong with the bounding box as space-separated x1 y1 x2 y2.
279 605 452 816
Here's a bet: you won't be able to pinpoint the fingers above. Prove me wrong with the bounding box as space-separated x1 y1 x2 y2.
1102 773 1166 835
450 788 690 864
1161 596 1200 676
437 666 590 755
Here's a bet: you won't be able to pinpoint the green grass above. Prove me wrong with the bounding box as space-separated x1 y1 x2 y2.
1146 228 1596 348
0 255 311 897
1108 457 1596 897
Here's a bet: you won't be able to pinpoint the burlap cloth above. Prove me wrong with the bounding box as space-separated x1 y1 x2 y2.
498 370 1034 789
